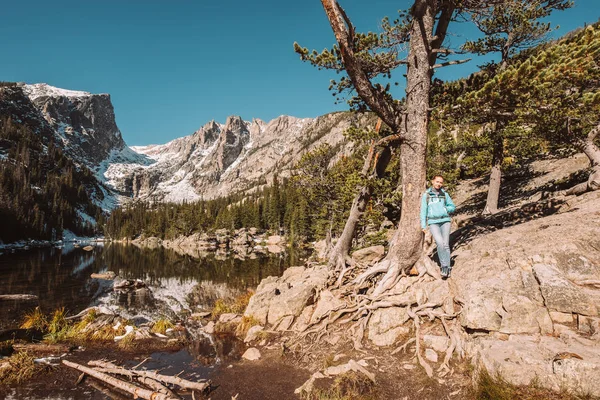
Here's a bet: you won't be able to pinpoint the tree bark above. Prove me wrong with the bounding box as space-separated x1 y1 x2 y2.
373 0 438 294
0 294 38 301
328 146 392 270
580 122 600 191
88 360 210 392
319 0 456 288
62 360 178 400
483 132 504 215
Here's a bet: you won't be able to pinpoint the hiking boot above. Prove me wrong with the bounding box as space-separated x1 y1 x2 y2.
440 267 449 279
447 267 452 278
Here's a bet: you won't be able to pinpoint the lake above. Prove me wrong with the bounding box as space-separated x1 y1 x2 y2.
0 242 306 331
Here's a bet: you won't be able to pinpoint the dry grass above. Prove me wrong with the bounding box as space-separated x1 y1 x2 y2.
211 290 254 318
151 318 174 335
235 315 260 337
0 351 42 385
20 307 47 331
302 372 377 400
45 308 69 343
66 309 98 341
116 331 136 349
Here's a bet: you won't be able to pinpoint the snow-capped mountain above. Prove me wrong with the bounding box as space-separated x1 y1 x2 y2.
5 82 367 206
100 112 361 202
23 83 126 164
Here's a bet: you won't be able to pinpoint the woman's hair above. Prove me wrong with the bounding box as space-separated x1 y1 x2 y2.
431 175 444 181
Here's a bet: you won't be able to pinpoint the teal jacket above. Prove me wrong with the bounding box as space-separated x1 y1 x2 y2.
420 187 456 229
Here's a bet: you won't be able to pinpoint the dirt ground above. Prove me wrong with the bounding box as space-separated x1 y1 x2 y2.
0 341 312 400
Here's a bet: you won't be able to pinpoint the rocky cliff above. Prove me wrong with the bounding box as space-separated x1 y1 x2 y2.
22 83 127 164
2 82 364 206
104 111 364 202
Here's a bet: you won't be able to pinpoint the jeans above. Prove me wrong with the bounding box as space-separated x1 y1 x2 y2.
429 221 451 269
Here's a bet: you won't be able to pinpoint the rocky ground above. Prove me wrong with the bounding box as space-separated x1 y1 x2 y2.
2 154 598 399
235 153 600 399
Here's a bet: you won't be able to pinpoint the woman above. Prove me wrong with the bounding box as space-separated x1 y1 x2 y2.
420 175 456 279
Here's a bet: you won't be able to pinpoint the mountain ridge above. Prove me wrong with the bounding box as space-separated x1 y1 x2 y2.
3 82 365 207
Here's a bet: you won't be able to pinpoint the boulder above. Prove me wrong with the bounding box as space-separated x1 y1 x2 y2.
425 348 438 363
242 347 261 361
423 335 449 353
351 245 385 266
367 307 410 347
275 315 295 331
219 313 241 324
472 335 600 396
267 284 316 325
577 315 600 335
533 263 598 316
550 311 574 324
498 294 552 335
309 290 345 325
244 325 264 343
266 244 284 254
244 265 328 326
203 321 215 334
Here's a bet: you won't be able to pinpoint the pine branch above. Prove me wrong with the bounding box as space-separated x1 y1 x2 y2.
431 58 471 69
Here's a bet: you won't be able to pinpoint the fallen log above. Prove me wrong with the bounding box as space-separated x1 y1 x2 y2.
62 360 178 400
88 360 210 392
0 294 38 301
91 271 116 280
87 380 131 400
13 343 71 354
136 376 178 398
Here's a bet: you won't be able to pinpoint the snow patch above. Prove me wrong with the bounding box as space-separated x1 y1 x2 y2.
77 209 96 226
23 83 95 101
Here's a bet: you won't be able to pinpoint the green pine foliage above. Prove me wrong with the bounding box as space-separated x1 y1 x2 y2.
0 117 103 242
457 24 600 151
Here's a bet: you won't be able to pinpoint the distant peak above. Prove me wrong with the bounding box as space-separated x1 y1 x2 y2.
22 83 101 101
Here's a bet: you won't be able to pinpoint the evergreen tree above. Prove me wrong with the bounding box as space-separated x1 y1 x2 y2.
460 0 573 214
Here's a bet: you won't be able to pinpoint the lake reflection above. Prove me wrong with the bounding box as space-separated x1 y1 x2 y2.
0 243 306 330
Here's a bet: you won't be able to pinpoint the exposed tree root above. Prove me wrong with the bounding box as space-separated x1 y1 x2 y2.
391 337 416 355
407 307 433 378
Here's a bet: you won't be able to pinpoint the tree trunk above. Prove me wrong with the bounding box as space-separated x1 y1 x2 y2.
328 147 392 270
580 122 600 191
483 133 504 215
374 1 435 293
319 0 456 291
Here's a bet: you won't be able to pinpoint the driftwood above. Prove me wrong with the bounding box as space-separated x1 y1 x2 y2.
91 271 116 280
0 294 38 301
13 343 71 354
136 376 179 398
88 360 211 392
62 360 177 400
87 380 130 400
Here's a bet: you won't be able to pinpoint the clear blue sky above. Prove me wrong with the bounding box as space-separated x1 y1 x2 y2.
1 1 598 145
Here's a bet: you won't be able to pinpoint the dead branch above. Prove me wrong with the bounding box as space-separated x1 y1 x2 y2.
136 377 179 398
13 343 71 354
431 59 471 69
88 360 210 392
62 360 178 400
0 294 37 301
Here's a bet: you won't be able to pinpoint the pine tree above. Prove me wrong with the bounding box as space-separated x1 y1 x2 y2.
460 0 573 214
